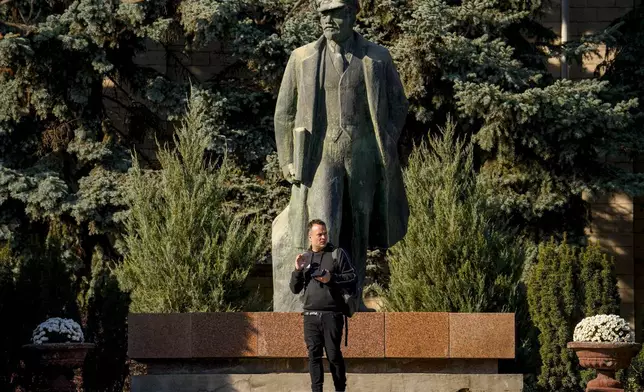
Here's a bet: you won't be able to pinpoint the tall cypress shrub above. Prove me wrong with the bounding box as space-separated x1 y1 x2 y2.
115 90 267 313
383 120 525 313
527 237 620 392
528 237 581 392
579 242 620 316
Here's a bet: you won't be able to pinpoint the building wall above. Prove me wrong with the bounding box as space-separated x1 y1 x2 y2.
540 0 641 334
103 39 232 164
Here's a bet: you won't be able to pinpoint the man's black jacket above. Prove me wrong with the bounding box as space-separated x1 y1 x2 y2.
289 243 357 311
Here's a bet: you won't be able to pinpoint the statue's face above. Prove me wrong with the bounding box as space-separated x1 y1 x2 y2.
320 6 356 43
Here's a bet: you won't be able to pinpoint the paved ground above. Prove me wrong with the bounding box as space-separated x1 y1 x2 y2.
132 373 523 392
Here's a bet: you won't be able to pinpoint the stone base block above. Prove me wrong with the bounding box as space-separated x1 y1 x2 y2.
142 358 498 375
132 373 523 392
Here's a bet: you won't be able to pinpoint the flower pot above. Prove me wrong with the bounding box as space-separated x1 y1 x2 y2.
21 343 95 392
567 341 641 392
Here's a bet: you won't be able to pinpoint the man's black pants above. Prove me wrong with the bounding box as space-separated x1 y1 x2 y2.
303 312 346 392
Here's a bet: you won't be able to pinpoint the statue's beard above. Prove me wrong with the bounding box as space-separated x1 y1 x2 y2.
323 29 353 44
323 29 338 42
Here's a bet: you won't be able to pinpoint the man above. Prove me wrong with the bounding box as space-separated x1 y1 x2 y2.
272 0 409 312
290 219 357 392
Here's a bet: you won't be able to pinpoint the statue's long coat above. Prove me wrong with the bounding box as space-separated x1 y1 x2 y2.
274 33 409 249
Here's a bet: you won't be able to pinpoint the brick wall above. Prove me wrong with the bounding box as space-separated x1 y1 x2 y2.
540 0 640 333
102 39 236 164
542 0 635 79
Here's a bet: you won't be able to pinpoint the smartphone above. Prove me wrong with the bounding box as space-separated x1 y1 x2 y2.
310 269 327 278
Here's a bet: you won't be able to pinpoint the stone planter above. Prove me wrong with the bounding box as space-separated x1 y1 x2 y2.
21 342 95 392
567 341 641 392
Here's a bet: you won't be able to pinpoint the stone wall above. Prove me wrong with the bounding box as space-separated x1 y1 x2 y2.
128 312 515 360
128 312 520 392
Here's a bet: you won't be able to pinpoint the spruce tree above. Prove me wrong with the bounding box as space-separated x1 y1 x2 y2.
376 0 642 236
3 0 641 258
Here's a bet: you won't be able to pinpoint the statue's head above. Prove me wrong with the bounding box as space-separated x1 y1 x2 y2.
316 0 359 43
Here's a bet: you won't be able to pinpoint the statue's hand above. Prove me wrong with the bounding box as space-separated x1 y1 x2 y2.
282 163 296 184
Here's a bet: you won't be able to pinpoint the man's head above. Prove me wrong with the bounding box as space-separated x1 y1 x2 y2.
307 219 328 252
316 0 359 43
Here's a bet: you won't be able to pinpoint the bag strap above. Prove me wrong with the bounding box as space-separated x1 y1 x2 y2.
302 251 314 291
344 314 348 347
332 248 339 266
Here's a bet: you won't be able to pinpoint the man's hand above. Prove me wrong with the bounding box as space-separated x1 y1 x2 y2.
314 269 331 284
295 253 306 271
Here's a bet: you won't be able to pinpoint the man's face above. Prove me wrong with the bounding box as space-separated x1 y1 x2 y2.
319 6 355 43
309 224 328 251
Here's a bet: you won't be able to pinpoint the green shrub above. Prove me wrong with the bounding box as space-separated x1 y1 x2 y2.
83 250 131 392
579 242 620 316
527 237 581 392
625 347 644 392
527 237 620 392
383 120 525 313
115 90 267 313
0 244 17 387
0 235 81 389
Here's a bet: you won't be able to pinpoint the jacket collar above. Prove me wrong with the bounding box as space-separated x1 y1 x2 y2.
309 243 335 253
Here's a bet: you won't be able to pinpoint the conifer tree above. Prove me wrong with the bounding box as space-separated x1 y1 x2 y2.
527 237 620 392
373 0 642 235
384 120 525 313
115 90 267 312
528 238 582 392
2 0 642 261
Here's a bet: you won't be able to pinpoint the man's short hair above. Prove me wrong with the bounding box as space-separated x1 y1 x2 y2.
307 219 327 232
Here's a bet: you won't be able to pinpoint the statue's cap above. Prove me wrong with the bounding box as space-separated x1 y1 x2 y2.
316 0 360 12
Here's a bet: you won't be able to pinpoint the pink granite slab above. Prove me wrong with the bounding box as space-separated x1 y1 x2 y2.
128 313 191 359
449 313 515 358
191 313 258 357
256 312 307 357
127 311 517 360
384 313 449 358
343 313 385 358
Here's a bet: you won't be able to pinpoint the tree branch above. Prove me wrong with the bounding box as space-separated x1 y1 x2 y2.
104 75 166 127
0 20 36 33
102 95 164 150
164 47 199 82
106 121 154 166
283 0 308 26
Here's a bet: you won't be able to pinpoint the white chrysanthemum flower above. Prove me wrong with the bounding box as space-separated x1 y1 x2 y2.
31 317 85 344
573 314 634 343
